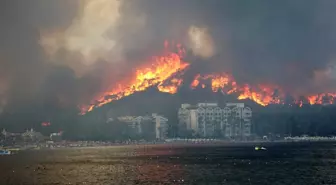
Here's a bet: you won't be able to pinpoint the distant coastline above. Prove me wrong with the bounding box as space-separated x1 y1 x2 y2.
2 136 336 152
27 139 336 150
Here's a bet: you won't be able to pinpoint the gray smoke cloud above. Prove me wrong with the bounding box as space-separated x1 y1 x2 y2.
0 0 83 129
122 0 336 95
1 0 336 128
0 1 75 104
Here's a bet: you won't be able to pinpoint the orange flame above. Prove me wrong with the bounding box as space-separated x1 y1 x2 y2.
190 73 283 106
81 41 336 114
158 78 184 93
80 42 189 114
237 84 283 106
191 73 237 93
307 93 336 105
190 74 200 88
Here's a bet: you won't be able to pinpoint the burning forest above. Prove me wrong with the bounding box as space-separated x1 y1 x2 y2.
79 41 336 115
2 0 336 136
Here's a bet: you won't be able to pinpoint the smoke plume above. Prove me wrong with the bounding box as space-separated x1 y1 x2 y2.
187 26 216 59
2 0 336 127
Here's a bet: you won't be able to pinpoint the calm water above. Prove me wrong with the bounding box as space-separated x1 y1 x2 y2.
0 142 336 185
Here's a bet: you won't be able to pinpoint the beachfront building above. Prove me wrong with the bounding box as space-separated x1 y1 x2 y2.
50 132 63 142
21 128 44 142
1 129 23 145
112 113 169 140
117 116 145 136
226 103 252 138
152 113 169 140
178 103 252 139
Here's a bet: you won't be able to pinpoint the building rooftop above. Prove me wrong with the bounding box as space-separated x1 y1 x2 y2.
180 103 249 110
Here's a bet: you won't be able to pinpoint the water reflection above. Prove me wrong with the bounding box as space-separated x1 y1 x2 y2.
0 144 335 184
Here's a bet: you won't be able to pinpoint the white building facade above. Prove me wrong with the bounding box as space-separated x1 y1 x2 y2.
116 113 169 140
178 103 252 139
152 113 169 140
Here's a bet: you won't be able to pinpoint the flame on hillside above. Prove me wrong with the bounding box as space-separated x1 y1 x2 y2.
307 93 336 105
191 73 336 107
80 42 336 114
191 73 284 106
80 42 189 114
191 73 237 93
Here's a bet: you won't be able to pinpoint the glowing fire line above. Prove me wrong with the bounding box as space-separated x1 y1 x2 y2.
80 42 336 114
80 42 189 114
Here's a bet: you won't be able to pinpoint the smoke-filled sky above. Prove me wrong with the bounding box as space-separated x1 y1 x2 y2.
1 0 336 119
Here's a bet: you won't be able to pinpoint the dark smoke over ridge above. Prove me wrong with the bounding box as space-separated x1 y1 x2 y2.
1 0 336 128
126 0 336 94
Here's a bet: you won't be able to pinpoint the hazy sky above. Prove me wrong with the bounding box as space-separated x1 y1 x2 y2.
1 0 336 119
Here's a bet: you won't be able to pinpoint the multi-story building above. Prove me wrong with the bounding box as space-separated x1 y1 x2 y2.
21 128 44 142
178 103 252 139
117 116 143 137
152 113 169 140
113 113 169 140
50 131 63 142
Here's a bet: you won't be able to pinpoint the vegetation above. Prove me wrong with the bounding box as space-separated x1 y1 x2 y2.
1 88 336 140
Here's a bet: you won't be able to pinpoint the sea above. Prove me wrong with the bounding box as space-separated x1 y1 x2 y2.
0 142 335 185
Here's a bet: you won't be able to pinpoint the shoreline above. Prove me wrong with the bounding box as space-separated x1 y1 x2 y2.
3 139 336 151
31 139 336 150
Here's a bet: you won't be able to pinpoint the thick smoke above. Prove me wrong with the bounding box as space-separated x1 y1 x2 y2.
124 0 336 96
2 0 336 129
0 0 81 129
40 0 336 97
187 26 216 59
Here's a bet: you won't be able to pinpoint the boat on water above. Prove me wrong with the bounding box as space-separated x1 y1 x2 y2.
0 149 11 155
7 148 20 152
0 147 21 155
255 146 267 151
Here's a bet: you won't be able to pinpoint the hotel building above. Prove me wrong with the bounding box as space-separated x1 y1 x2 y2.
178 103 252 139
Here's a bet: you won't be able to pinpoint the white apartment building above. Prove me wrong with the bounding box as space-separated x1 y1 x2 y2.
117 116 144 134
178 103 252 138
152 113 169 140
115 113 169 140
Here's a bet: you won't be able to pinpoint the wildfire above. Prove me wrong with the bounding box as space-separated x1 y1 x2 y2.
80 42 189 114
191 73 236 92
80 42 336 114
158 78 184 93
190 73 284 106
237 84 283 106
307 93 336 105
190 72 336 107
